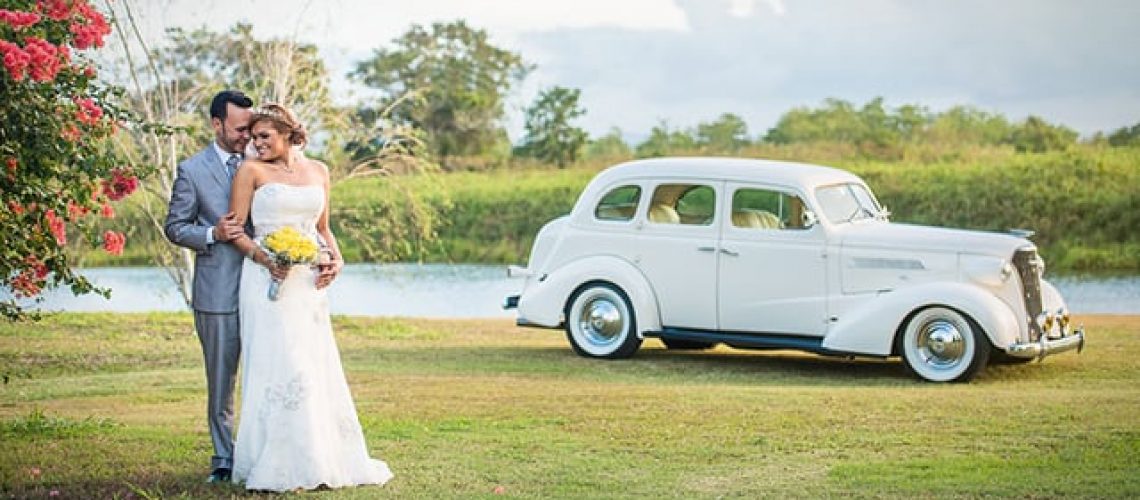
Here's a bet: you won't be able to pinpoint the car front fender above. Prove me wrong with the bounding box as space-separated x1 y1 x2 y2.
516 255 661 337
822 282 1020 356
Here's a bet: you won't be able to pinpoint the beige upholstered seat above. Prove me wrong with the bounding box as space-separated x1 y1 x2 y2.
732 210 783 229
648 204 680 224
732 210 761 228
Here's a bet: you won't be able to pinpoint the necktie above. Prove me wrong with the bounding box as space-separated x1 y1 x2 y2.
225 154 240 179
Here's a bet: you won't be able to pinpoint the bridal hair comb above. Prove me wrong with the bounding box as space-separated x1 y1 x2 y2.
251 103 308 146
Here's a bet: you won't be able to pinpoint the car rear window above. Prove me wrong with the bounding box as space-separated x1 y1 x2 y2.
595 185 642 221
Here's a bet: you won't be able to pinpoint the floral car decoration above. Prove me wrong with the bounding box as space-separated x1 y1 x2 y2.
505 157 1085 382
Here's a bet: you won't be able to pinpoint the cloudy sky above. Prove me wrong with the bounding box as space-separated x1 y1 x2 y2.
135 0 1139 140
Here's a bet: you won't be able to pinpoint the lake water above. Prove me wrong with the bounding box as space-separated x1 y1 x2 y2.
9 265 1140 317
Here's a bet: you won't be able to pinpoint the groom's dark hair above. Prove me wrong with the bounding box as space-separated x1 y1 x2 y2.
209 90 253 121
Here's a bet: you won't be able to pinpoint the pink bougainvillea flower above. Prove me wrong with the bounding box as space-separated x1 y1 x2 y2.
11 257 48 297
0 40 30 81
23 37 61 82
60 123 81 142
66 200 90 220
102 230 125 255
102 168 139 201
38 0 73 21
45 209 66 245
74 96 103 125
0 9 41 29
69 2 111 50
100 202 114 218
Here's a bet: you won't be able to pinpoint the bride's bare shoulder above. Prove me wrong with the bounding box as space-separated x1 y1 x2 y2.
300 156 330 178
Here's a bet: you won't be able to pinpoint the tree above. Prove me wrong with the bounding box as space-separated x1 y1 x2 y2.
925 105 1011 146
515 86 588 167
1107 122 1140 147
147 22 342 152
1008 115 1078 153
1 0 132 320
635 121 697 158
103 5 437 305
585 127 632 160
696 113 750 153
351 20 532 165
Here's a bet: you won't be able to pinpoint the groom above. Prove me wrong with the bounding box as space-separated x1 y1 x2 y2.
164 89 253 483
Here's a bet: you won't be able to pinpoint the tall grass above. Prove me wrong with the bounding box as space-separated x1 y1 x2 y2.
82 145 1139 272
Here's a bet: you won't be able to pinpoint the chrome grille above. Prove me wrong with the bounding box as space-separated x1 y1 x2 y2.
1013 248 1044 341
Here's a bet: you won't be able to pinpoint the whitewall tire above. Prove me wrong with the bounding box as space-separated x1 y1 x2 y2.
565 283 641 358
900 307 990 383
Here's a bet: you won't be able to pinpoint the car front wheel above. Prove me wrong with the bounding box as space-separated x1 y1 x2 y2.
565 283 641 358
900 307 990 383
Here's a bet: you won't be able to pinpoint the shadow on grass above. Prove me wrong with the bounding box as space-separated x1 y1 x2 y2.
354 342 917 386
360 340 1090 387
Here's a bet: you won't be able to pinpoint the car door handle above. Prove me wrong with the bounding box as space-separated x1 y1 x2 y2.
719 248 739 257
697 246 716 252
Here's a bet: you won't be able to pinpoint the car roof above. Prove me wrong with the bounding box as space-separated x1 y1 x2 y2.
588 156 864 190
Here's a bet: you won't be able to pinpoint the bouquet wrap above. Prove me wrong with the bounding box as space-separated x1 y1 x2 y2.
261 227 320 300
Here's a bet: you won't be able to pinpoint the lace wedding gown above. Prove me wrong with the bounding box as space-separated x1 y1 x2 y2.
232 183 393 491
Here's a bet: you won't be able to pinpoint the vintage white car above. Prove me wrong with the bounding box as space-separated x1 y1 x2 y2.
505 157 1085 382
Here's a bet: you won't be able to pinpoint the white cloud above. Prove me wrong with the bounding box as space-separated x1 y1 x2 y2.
728 0 755 18
122 0 1140 139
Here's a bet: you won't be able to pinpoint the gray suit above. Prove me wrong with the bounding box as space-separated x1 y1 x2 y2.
164 146 245 470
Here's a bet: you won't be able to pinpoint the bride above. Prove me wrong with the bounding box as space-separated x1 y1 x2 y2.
224 103 393 491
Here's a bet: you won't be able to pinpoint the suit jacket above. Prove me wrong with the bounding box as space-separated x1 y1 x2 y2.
164 147 247 313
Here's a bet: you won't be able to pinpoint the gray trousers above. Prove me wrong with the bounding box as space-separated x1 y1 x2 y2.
193 311 240 470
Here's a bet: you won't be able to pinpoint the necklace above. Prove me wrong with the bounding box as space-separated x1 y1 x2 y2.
272 160 295 174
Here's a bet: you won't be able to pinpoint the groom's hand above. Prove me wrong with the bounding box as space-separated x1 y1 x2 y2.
315 254 342 289
213 212 243 242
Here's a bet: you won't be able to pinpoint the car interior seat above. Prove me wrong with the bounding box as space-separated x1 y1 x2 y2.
648 203 680 224
732 210 783 229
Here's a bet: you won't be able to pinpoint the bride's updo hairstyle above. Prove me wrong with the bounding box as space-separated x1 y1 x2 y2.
250 103 308 147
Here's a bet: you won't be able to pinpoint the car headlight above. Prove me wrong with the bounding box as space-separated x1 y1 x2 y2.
1000 262 1014 282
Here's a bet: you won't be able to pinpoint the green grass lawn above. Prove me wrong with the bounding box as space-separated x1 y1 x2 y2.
1 313 1138 498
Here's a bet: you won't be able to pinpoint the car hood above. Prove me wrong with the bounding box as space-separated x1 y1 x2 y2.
839 221 1033 257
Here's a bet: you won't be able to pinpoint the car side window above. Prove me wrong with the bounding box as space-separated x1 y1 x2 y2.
731 187 808 230
594 185 642 221
649 184 715 225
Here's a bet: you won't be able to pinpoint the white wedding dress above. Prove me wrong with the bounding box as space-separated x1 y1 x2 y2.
232 183 393 491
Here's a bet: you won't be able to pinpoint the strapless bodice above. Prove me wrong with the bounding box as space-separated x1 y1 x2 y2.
250 183 324 240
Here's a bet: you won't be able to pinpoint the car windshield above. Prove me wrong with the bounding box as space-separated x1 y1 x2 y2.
815 183 882 224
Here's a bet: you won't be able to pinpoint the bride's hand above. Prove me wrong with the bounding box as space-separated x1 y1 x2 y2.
253 250 290 281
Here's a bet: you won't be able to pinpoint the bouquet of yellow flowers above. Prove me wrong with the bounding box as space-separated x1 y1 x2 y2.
262 226 320 300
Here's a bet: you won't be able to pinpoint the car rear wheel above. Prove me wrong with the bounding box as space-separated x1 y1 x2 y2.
900 307 990 383
565 283 641 358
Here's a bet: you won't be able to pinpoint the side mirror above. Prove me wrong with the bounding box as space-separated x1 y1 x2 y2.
802 210 819 229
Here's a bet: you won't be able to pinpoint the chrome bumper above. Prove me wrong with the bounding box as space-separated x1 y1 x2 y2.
1005 327 1085 360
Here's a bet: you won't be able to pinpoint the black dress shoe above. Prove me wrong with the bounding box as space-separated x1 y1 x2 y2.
206 467 232 483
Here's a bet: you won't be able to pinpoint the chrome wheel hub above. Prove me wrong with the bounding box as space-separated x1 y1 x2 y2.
917 320 965 368
579 297 623 346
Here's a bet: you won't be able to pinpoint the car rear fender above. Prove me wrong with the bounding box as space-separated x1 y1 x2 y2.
822 282 1019 356
517 255 661 336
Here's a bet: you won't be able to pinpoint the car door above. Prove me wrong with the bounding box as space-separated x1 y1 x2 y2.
717 182 828 336
635 180 721 330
